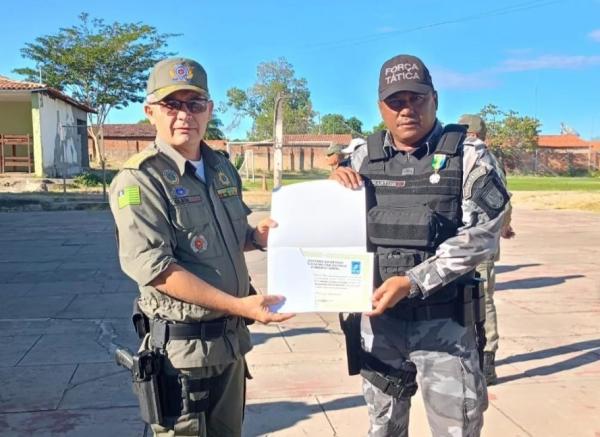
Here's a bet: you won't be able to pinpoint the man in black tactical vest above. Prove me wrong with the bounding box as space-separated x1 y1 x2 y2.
332 54 510 437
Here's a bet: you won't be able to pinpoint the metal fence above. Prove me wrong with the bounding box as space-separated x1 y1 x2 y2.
498 148 599 176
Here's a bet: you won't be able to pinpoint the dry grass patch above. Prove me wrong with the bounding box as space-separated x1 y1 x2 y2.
511 191 600 213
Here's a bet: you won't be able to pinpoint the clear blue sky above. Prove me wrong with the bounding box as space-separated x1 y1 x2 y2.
2 0 600 139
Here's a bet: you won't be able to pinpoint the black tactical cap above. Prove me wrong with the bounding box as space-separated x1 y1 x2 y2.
379 54 434 100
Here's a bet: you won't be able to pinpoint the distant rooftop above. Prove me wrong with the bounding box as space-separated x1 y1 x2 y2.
538 134 594 149
0 75 95 113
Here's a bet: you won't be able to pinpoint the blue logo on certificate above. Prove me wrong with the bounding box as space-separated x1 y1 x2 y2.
351 261 361 275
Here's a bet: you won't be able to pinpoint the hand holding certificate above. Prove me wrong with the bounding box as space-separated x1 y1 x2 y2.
267 180 373 313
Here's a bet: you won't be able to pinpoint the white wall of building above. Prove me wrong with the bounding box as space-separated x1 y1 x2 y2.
38 93 88 177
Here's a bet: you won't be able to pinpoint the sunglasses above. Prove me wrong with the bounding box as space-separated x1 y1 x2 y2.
154 98 210 114
384 93 431 112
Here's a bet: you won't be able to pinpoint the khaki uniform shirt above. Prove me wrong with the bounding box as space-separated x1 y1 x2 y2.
109 138 253 368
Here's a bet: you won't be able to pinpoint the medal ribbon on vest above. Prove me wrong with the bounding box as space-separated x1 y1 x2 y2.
430 154 447 184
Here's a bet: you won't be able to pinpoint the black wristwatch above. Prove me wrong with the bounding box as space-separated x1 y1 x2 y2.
250 228 267 252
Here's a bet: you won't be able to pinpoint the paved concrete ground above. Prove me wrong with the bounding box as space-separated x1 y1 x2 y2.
0 206 598 436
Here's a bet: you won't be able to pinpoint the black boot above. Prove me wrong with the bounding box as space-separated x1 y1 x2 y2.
483 352 497 385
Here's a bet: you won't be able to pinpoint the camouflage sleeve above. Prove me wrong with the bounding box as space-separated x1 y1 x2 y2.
350 144 369 172
485 146 513 228
408 146 509 297
109 169 177 286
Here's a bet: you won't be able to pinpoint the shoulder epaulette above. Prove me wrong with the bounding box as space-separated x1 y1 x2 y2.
122 149 159 170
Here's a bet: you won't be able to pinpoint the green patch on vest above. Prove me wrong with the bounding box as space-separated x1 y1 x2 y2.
123 149 158 169
118 186 142 208
217 186 239 198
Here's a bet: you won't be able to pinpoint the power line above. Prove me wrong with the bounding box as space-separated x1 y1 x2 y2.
296 0 566 52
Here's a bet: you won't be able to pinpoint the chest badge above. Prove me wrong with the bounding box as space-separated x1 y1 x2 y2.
172 186 189 197
162 169 179 185
190 234 208 253
218 171 231 186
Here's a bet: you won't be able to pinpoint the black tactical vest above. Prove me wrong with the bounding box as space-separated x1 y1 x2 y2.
359 124 467 308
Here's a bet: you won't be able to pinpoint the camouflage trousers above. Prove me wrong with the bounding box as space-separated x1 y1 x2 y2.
151 357 246 437
476 260 499 353
361 314 488 437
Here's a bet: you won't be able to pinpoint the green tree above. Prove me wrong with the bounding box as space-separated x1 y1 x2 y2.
317 113 363 136
225 58 315 140
319 113 347 134
346 116 364 135
205 116 226 140
14 13 176 165
478 104 540 155
364 120 386 136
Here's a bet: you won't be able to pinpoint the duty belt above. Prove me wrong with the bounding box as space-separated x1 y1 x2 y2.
386 279 485 327
149 317 237 350
386 302 456 321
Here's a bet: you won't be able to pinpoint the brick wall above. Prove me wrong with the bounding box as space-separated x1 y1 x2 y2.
93 139 335 171
228 144 332 171
501 148 600 174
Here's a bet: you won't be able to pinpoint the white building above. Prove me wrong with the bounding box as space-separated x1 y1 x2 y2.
0 76 95 177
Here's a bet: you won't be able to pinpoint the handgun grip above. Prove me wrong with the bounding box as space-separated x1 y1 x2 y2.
115 347 135 370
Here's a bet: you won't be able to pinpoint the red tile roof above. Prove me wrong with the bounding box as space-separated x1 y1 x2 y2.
101 124 156 138
538 134 591 149
0 75 95 113
0 76 44 90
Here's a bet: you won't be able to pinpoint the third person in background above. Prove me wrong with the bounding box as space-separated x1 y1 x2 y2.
459 114 516 385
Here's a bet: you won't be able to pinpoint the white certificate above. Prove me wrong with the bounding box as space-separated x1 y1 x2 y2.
267 180 373 313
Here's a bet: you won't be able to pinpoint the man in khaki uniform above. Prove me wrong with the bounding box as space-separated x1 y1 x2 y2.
325 144 345 169
459 114 515 385
110 57 293 437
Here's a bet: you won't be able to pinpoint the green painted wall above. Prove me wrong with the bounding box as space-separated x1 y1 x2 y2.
0 101 33 135
0 99 36 174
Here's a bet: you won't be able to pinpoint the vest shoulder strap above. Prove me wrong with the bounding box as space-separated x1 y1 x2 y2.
366 131 387 162
436 124 467 156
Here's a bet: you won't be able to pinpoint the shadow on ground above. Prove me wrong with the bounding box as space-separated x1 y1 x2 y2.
496 274 584 291
495 263 541 274
495 338 600 384
250 327 330 347
245 395 364 436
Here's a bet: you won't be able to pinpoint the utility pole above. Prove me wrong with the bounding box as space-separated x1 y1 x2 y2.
273 94 288 190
